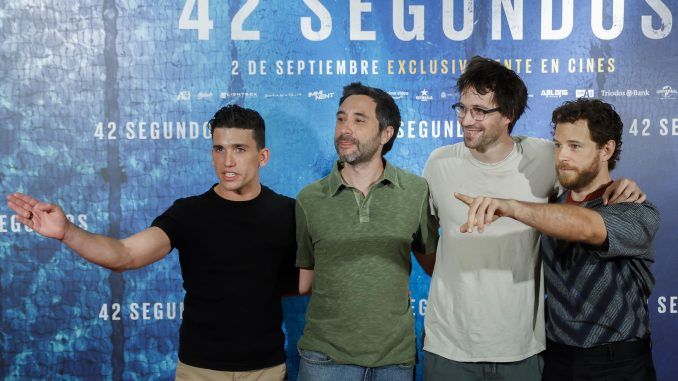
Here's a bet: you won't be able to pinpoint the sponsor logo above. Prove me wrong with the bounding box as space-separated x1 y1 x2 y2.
415 89 433 102
263 92 302 98
196 91 213 100
219 92 258 99
388 90 409 100
308 90 334 100
176 90 190 101
657 86 678 100
440 91 456 99
575 89 595 98
541 89 569 98
601 89 650 97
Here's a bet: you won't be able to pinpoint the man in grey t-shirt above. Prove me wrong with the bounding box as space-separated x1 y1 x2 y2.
421 57 645 381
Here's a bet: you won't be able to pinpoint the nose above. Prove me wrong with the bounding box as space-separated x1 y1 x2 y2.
336 119 353 137
223 150 236 167
555 146 569 163
459 110 476 126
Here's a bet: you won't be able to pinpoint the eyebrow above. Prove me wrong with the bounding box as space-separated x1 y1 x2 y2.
553 138 584 145
459 101 493 109
336 110 370 119
212 143 250 149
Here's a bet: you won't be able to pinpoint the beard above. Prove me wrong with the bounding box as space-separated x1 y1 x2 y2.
463 125 504 153
335 133 382 165
557 157 600 191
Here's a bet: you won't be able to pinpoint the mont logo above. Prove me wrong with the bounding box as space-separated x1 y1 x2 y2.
308 90 334 100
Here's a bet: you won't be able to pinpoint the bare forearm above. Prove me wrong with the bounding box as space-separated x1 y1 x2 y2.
508 200 607 245
62 223 134 271
299 268 314 295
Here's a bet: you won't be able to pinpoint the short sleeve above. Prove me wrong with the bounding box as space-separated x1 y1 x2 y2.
422 159 439 218
412 185 440 255
295 199 315 268
151 201 185 250
591 201 659 260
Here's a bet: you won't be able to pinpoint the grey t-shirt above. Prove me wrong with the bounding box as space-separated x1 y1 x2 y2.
423 137 557 362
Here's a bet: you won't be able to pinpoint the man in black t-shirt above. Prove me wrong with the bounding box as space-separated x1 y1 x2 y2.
7 105 297 381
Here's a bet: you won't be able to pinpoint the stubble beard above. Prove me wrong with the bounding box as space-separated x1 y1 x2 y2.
335 133 381 165
463 125 503 153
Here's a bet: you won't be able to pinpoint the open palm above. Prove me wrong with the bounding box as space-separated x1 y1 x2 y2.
6 193 68 240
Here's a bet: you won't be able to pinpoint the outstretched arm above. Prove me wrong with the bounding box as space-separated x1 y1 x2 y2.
7 192 171 272
454 193 607 245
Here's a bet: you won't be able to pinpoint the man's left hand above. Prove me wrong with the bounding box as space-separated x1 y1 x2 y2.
603 177 646 205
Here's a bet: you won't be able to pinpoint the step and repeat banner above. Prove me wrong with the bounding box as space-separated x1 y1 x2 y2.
1 1 676 380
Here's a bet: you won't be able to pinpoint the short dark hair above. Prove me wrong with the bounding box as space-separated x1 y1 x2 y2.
339 82 401 156
456 56 528 133
209 104 265 149
551 98 623 171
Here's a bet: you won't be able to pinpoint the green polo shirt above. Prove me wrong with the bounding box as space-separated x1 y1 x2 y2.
295 161 438 367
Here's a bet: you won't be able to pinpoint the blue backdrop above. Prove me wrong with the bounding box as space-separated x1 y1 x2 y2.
1 1 676 380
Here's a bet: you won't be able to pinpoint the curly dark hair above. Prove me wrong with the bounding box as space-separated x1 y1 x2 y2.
339 82 401 156
209 104 265 149
456 56 528 133
551 98 623 170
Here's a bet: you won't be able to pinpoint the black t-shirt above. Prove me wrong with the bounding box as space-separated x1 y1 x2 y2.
151 184 296 371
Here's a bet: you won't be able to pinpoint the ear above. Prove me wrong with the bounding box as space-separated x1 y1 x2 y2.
380 125 394 145
500 114 512 132
599 140 615 162
259 148 270 167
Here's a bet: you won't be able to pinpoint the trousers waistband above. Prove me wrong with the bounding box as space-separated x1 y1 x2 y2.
545 338 652 361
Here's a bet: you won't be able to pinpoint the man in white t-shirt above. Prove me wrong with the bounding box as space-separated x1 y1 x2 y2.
419 56 644 381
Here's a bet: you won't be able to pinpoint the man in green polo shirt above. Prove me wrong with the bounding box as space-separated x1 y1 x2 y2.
295 82 439 381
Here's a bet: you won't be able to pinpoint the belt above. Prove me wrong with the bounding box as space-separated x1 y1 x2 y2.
545 338 652 362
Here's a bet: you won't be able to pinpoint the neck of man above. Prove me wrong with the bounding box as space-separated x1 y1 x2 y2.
340 154 385 196
469 134 515 163
569 169 612 202
214 181 262 202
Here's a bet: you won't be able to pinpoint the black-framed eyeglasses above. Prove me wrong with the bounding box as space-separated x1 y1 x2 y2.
452 103 501 121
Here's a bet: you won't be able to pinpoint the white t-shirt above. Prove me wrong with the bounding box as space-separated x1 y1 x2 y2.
422 136 557 362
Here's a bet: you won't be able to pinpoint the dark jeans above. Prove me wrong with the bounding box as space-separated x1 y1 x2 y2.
542 338 657 381
423 350 543 381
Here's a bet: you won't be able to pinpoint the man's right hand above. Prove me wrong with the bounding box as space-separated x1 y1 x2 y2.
7 193 70 240
8 192 172 271
454 192 514 233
